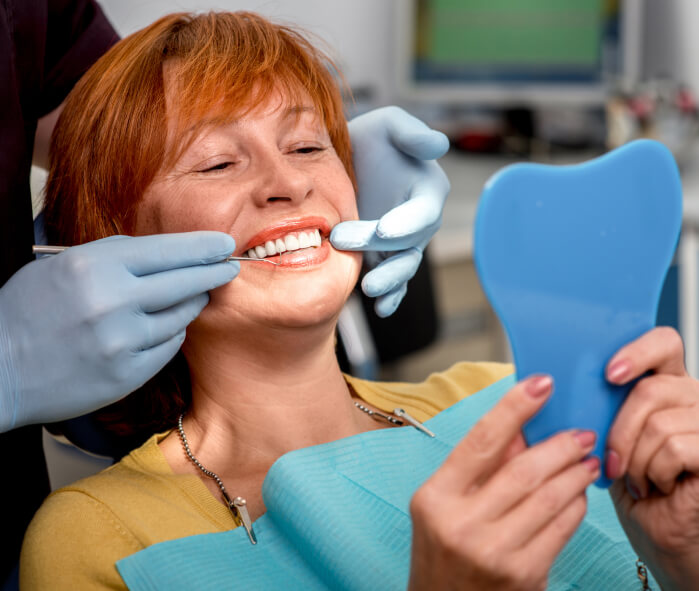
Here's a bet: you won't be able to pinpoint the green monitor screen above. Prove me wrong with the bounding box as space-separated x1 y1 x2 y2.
399 0 624 104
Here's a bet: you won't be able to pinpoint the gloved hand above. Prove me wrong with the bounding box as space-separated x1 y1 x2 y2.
0 232 238 432
331 106 450 317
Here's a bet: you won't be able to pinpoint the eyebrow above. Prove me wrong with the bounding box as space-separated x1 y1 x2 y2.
284 105 315 115
177 105 321 159
280 105 318 122
182 105 317 135
224 105 319 133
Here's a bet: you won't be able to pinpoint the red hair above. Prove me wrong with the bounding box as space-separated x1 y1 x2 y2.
44 10 354 245
43 12 354 447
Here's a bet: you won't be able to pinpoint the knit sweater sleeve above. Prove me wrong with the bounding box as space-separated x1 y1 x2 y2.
20 487 140 590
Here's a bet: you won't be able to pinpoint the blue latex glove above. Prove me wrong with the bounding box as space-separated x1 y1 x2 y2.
0 232 238 432
330 106 450 317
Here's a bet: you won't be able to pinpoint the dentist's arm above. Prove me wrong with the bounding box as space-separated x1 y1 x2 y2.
331 106 450 318
0 231 238 432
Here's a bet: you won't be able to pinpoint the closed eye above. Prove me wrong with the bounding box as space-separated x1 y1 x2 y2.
200 161 234 173
294 146 325 155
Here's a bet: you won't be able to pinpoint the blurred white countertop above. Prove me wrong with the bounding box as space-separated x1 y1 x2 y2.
679 166 699 226
432 147 699 264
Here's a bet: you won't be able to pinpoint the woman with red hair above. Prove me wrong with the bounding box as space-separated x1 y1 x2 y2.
19 11 699 591
0 3 449 584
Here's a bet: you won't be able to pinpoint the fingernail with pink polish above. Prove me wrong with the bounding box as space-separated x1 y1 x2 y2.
526 375 553 398
574 430 597 449
607 360 631 383
605 450 621 480
582 456 601 473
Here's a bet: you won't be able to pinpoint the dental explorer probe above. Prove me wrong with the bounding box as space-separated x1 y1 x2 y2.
32 245 281 265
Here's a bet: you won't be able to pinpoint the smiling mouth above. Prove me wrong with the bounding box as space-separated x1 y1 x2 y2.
245 229 323 260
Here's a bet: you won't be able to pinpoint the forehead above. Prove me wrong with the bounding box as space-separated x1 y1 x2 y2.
161 62 325 155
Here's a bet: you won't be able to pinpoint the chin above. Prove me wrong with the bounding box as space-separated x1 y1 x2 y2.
270 286 349 328
201 250 361 333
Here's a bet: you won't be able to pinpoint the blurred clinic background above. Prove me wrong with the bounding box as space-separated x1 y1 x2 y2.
31 0 699 393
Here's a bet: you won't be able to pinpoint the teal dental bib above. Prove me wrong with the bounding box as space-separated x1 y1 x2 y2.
474 140 682 487
117 376 657 590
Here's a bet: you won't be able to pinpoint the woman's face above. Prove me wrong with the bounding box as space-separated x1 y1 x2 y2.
134 87 361 334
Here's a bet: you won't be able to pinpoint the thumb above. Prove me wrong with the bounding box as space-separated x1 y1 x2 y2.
384 107 450 160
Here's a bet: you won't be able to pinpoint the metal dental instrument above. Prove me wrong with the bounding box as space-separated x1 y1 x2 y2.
32 245 280 265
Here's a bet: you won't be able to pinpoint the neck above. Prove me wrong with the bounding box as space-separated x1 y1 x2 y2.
172 319 375 478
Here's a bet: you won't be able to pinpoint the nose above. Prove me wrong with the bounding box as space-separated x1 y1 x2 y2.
251 150 313 207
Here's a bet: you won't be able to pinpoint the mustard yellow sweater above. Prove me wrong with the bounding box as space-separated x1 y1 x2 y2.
20 362 512 590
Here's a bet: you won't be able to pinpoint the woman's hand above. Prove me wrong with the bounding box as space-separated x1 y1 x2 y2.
605 327 699 590
408 375 600 591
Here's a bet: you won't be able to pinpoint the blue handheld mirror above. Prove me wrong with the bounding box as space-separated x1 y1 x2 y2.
473 140 682 487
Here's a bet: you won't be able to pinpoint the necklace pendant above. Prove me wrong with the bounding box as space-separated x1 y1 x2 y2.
231 497 257 545
177 414 258 545
393 408 435 438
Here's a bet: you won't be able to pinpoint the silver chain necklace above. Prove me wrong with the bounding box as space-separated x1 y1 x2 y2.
354 401 403 425
176 403 433 545
179 409 645 587
177 414 257 545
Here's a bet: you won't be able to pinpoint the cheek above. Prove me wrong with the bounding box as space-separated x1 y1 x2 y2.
322 167 358 222
134 182 242 235
344 196 359 221
343 250 363 293
132 200 163 235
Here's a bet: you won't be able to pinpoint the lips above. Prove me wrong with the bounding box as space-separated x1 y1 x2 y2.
246 228 322 259
243 216 331 252
240 216 333 267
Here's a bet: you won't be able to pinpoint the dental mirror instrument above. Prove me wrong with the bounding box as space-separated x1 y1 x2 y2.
32 245 281 265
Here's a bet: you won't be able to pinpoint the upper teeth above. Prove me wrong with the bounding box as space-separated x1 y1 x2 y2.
247 229 322 259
